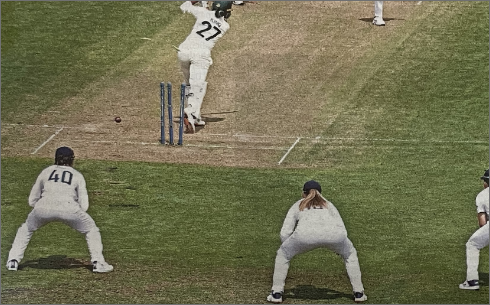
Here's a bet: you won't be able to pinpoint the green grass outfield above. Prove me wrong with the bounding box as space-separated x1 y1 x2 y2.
1 1 489 304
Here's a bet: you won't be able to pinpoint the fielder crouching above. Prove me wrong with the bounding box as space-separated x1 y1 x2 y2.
459 169 489 290
5 147 113 273
267 180 367 303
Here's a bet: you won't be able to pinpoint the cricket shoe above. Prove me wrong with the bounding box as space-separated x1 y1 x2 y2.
354 291 367 302
373 16 385 26
266 291 283 303
195 118 206 126
459 280 479 290
6 259 18 271
184 109 196 133
92 261 114 273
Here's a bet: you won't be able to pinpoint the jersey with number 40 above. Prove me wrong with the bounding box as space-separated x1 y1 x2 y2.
179 1 230 52
28 165 89 212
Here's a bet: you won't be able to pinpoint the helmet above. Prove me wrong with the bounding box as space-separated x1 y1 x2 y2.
55 146 75 166
481 169 489 183
303 180 322 194
211 1 233 19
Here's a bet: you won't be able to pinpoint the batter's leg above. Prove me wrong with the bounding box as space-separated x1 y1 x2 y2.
178 51 191 86
186 53 212 119
189 51 212 84
185 81 208 121
373 1 385 26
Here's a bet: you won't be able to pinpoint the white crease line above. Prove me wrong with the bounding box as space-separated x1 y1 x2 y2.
71 140 159 146
417 1 422 5
233 133 298 139
4 123 487 145
70 140 285 150
31 127 64 155
71 139 286 150
204 134 487 144
71 137 487 147
278 137 301 165
5 123 72 129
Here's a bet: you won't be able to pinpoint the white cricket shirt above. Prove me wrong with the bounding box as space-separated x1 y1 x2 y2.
475 187 489 217
178 1 230 52
28 165 89 211
280 198 347 242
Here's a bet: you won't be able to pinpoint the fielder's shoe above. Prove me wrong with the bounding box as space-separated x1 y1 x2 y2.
234 1 244 5
354 291 367 302
266 291 283 303
6 259 18 271
373 16 385 26
459 280 479 290
92 261 114 273
184 109 196 133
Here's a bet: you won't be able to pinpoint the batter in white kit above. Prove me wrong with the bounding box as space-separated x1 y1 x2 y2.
177 1 232 133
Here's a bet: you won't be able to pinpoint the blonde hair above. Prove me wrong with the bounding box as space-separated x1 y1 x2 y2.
299 189 327 211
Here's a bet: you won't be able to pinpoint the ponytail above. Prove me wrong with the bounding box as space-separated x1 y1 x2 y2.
299 189 327 211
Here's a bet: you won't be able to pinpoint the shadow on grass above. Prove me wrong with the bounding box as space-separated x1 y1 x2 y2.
479 272 489 287
284 285 353 301
20 255 92 271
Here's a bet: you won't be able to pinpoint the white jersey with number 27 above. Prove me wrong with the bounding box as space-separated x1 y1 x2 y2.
178 1 230 52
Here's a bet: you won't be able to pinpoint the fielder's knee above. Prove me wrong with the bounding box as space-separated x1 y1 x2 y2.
81 226 100 235
341 247 358 262
466 239 480 251
24 222 37 233
277 246 294 261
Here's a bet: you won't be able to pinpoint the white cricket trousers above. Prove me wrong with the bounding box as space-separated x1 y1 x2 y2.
375 1 383 18
465 222 489 280
177 48 212 120
7 203 106 264
271 231 365 293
